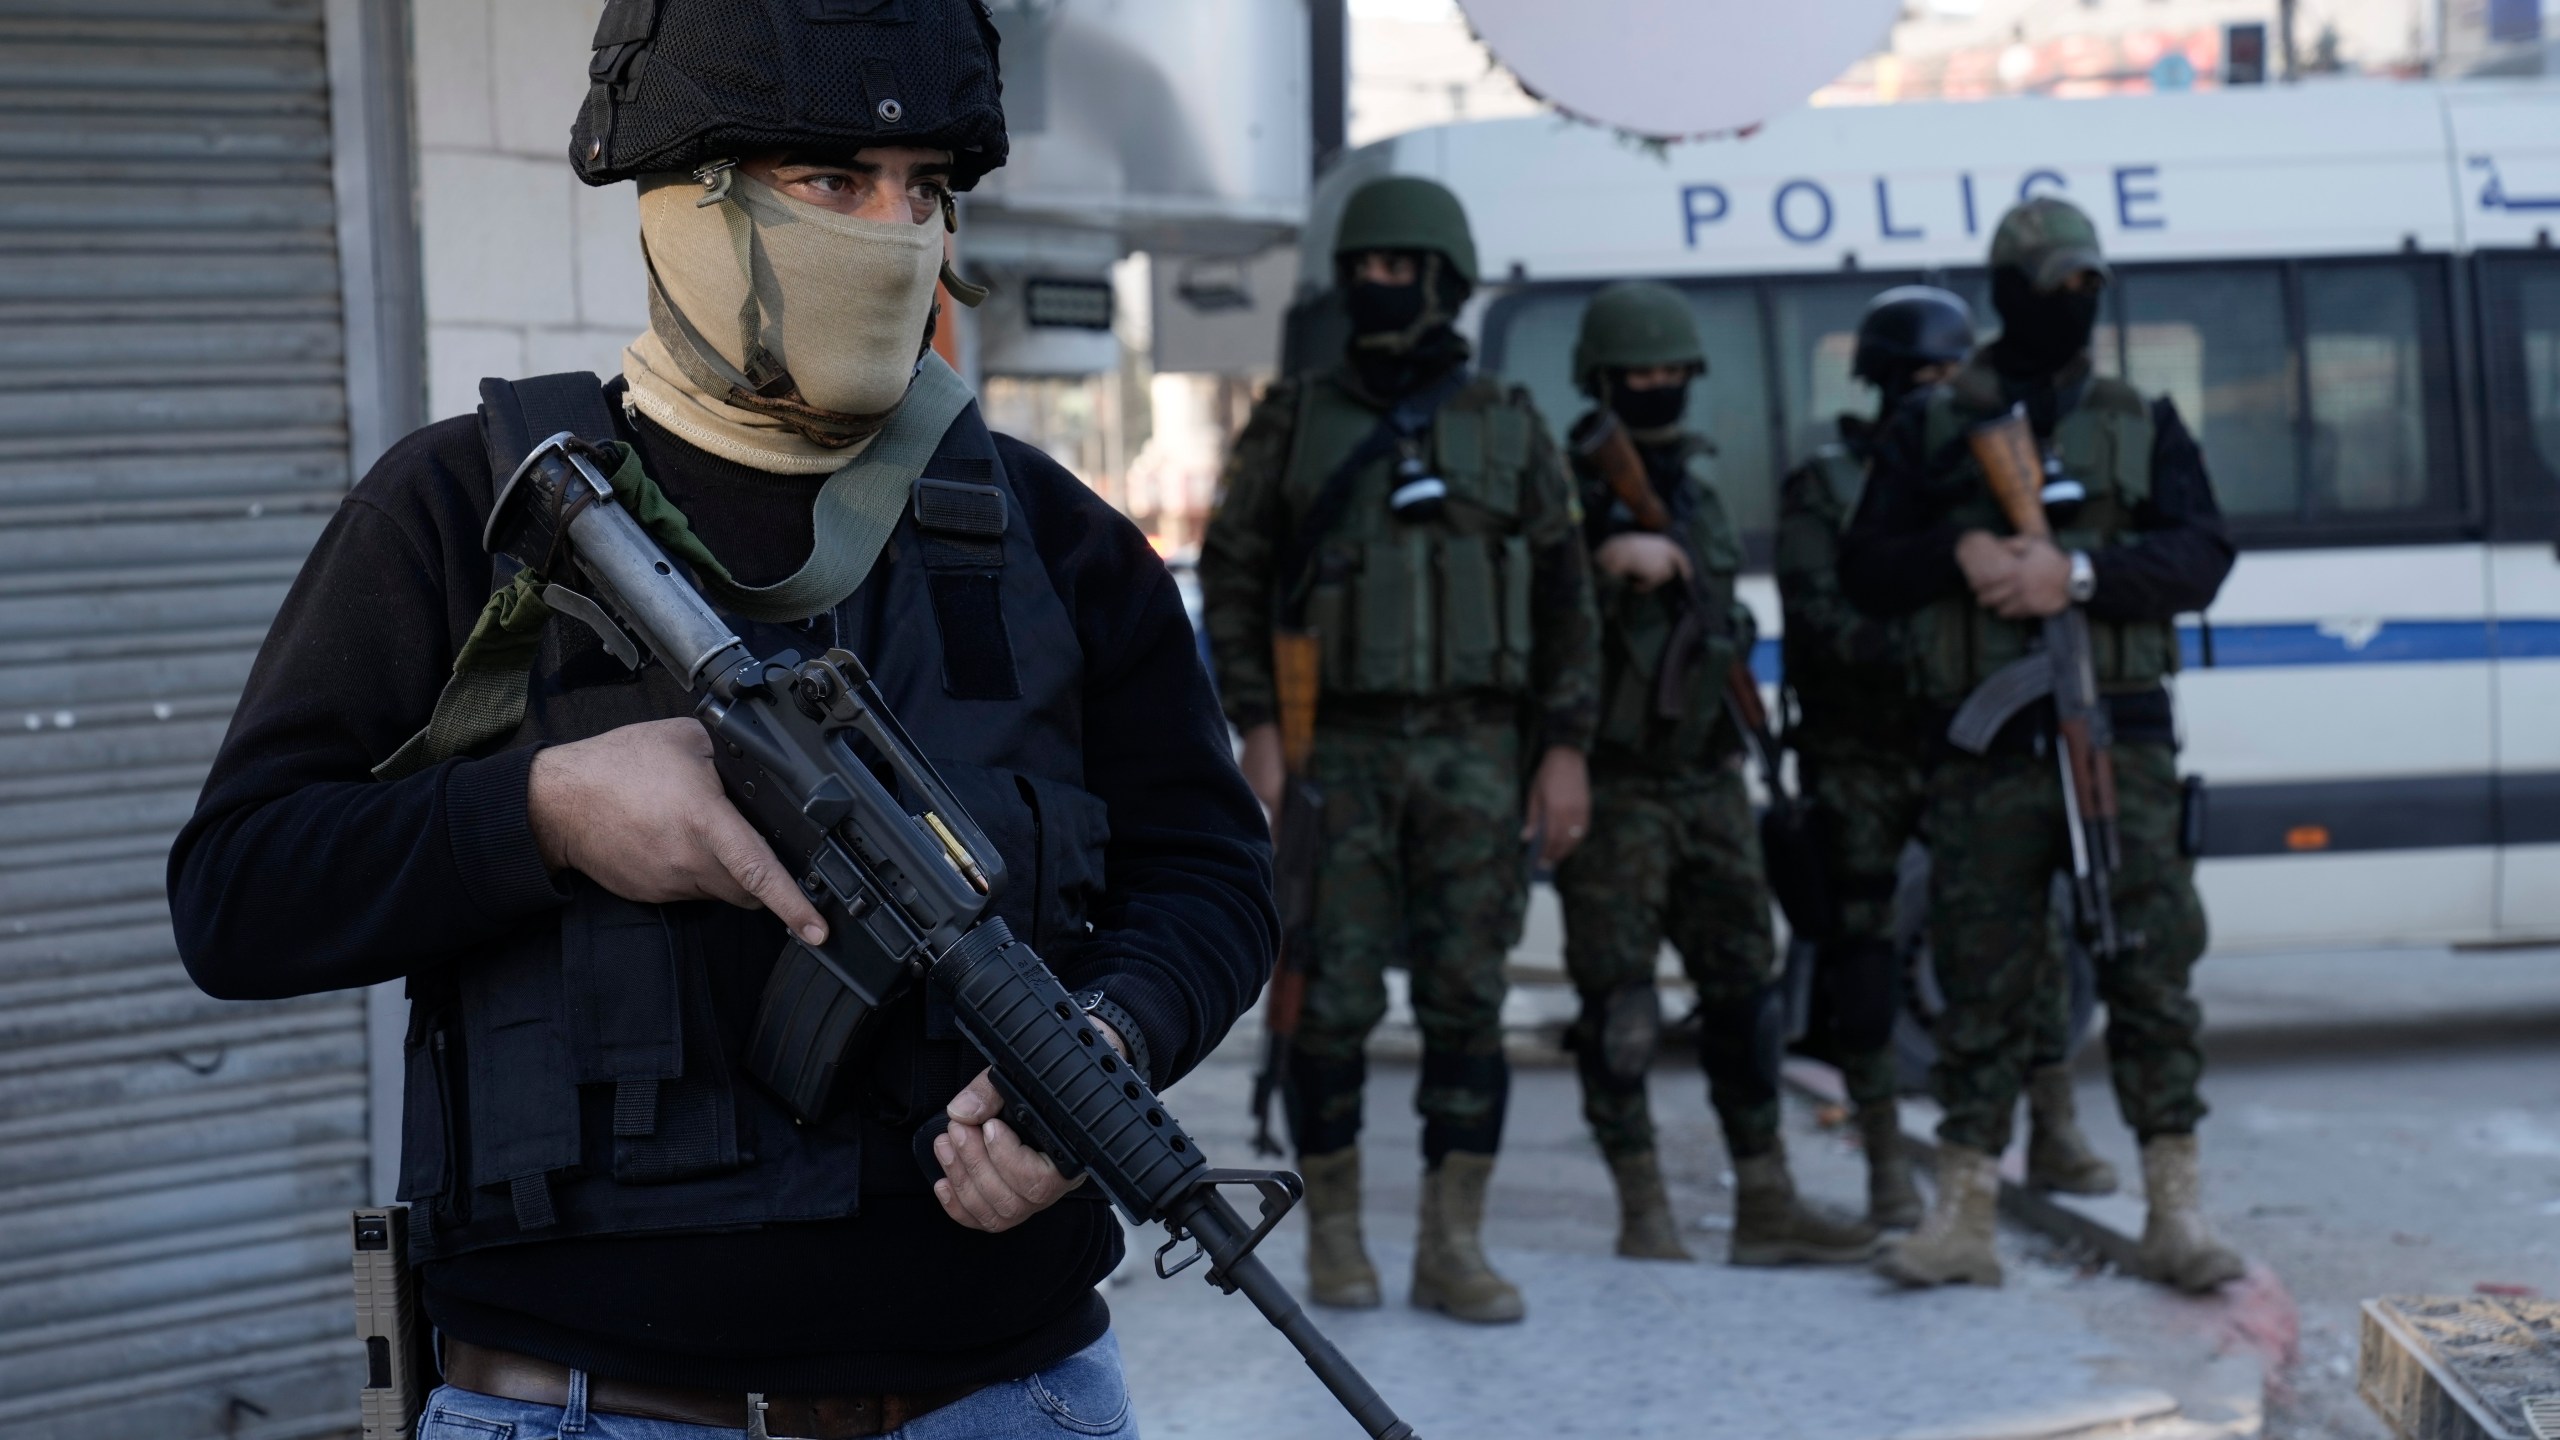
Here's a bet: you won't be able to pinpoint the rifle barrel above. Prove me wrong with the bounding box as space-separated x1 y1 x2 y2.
1176 1191 1419 1439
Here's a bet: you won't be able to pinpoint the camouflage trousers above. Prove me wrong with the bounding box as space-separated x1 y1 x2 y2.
1554 761 1782 1161
1799 736 1925 1115
1926 740 2209 1154
1284 718 1527 1163
1799 736 2078 1114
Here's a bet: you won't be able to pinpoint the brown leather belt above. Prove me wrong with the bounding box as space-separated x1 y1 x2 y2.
441 1339 987 1439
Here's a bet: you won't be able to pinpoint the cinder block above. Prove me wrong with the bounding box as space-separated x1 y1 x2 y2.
410 0 495 151
420 150 579 327
493 0 604 159
572 180 648 330
427 325 526 423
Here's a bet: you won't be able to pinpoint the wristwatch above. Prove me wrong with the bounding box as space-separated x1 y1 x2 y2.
1071 988 1152 1085
2066 549 2097 605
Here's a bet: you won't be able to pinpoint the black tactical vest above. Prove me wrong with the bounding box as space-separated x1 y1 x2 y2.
396 392 1110 1260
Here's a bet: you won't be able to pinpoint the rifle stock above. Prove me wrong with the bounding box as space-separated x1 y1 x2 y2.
1967 405 2050 541
1253 630 1325 1156
1573 410 1670 532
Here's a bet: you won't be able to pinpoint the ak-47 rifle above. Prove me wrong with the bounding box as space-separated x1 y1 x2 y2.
1574 412 1829 932
485 435 1418 1440
1248 631 1324 1157
1947 405 2122 959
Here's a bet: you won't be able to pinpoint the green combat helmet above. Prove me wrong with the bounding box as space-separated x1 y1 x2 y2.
1572 281 1705 395
1990 197 2112 292
1334 175 1479 285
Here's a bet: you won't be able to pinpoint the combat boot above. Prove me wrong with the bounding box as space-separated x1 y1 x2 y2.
1728 1145 1880 1266
1297 1147 1381 1308
1858 1102 1924 1230
1411 1153 1525 1323
2025 1065 2120 1195
1875 1143 2003 1287
2136 1134 2247 1293
1606 1150 1693 1261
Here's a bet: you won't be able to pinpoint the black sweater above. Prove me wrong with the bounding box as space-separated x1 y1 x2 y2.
168 406 1274 1391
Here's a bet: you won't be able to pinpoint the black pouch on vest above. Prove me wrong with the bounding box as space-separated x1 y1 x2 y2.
914 468 1021 701
560 882 744 1185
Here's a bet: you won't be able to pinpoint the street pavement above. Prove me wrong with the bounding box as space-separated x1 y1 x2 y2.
1113 1033 2263 1440
1110 895 2560 1439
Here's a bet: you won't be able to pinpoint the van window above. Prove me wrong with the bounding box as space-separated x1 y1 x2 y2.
2480 253 2560 536
2115 266 2300 520
2110 259 2459 532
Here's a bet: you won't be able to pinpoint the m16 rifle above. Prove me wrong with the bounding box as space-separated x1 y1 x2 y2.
1946 405 2122 960
485 434 1419 1440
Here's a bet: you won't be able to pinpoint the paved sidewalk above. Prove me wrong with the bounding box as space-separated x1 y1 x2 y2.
1112 1040 2268 1440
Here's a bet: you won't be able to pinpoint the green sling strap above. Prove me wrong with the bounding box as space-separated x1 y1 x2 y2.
373 353 975 782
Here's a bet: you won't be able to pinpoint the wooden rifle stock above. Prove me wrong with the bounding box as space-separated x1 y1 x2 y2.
1966 405 2051 542
1252 629 1325 1155
1573 411 1670 532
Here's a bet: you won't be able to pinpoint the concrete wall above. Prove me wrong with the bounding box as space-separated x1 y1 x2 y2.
411 0 644 422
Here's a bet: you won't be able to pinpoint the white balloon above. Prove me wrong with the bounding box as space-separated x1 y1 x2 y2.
1456 0 1902 139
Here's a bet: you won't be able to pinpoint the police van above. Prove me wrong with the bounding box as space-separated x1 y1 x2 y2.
1289 78 2560 953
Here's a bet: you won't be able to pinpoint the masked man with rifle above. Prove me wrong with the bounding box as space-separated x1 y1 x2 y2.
170 5 1284 1434
1201 176 1600 1324
1777 287 2119 1232
1555 282 1878 1268
1841 199 2243 1293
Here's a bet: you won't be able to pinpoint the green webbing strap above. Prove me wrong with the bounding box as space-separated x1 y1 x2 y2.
371 355 975 782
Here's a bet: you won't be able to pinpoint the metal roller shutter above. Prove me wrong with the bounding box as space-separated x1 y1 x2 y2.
0 1 368 1435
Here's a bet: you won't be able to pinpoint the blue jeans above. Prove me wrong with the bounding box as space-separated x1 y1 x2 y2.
418 1331 1135 1440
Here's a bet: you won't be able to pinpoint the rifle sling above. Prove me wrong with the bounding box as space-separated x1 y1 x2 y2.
374 356 973 781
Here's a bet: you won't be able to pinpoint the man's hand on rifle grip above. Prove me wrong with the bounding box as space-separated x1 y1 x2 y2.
526 718 830 946
1956 530 2072 619
934 1021 1131 1233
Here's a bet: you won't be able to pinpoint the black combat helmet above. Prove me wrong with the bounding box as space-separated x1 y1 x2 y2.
1852 286 1975 389
570 0 1008 189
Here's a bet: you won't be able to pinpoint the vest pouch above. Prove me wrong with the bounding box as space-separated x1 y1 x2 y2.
2095 615 2180 690
396 1024 454 1205
560 885 744 1186
1436 536 1502 690
1597 595 1673 752
1350 533 1432 694
1496 534 1533 691
1432 402 1525 522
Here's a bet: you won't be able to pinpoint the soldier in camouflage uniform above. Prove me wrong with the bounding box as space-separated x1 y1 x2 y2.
1199 176 1600 1323
1777 288 2119 1231
1843 199 2245 1293
1554 282 1876 1267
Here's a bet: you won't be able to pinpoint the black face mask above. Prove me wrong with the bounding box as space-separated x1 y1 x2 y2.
1991 267 2100 379
1346 280 1428 341
1609 377 1690 432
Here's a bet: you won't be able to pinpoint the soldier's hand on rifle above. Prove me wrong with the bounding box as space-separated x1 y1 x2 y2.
1594 532 1692 592
933 1020 1130 1232
1522 744 1591 867
527 717 832 945
1976 536 2073 619
1238 721 1286 825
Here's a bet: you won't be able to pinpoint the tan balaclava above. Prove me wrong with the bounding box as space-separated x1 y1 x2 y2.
625 167 945 473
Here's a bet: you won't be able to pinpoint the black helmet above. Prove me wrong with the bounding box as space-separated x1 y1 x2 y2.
1852 286 1974 387
571 0 1008 190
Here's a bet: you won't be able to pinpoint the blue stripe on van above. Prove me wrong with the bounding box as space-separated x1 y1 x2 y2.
1751 619 2560 684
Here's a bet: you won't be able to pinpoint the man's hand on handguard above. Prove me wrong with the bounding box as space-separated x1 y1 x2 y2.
935 1021 1130 1232
526 717 831 945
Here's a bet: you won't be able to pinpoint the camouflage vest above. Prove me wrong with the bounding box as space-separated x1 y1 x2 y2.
1580 429 1747 769
1284 369 1541 698
1909 372 2179 706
